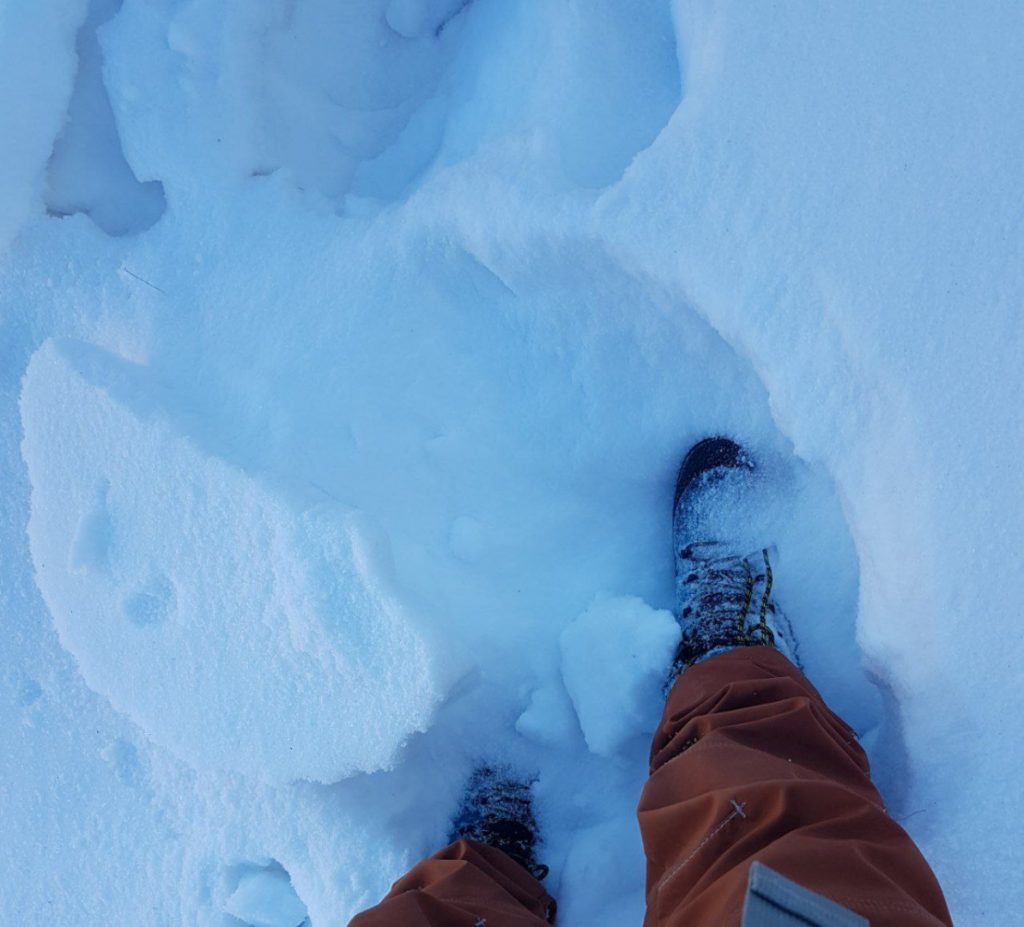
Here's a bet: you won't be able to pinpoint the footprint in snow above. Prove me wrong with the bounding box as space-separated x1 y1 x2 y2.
122 574 176 628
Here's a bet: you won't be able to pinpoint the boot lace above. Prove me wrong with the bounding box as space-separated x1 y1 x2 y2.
449 766 549 881
675 542 782 669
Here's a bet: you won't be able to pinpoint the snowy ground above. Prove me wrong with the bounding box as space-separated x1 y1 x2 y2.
2 1 1022 924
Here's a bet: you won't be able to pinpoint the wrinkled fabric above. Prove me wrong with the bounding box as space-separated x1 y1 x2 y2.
348 647 952 927
640 646 951 926
348 838 555 926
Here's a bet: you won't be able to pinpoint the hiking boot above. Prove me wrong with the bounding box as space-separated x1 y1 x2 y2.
672 437 799 673
449 765 549 881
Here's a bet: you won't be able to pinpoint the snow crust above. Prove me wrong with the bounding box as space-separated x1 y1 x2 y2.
1 0 1021 924
21 338 439 782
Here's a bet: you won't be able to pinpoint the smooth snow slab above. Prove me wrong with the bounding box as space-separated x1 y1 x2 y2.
20 338 440 783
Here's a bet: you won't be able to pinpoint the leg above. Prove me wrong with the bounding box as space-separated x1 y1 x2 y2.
638 646 953 927
349 839 554 927
349 765 556 927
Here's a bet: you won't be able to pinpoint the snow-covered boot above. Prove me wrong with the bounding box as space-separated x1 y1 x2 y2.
672 437 800 674
449 765 549 880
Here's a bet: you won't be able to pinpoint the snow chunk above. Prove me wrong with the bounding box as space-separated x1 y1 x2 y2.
515 680 580 748
559 596 678 758
20 339 440 783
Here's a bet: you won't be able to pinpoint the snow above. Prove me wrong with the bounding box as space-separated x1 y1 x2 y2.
225 864 309 927
0 0 84 251
560 596 677 758
1 0 1021 925
45 0 166 236
21 337 440 782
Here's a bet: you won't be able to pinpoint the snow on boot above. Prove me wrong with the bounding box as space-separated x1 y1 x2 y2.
449 765 549 880
671 437 800 674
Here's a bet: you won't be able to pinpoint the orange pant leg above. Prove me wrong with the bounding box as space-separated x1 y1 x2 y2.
349 839 555 926
639 646 953 926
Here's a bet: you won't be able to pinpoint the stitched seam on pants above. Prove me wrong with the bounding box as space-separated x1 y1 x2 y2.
439 895 546 913
828 896 942 914
654 799 747 899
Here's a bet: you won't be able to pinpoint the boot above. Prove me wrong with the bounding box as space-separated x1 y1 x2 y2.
672 437 799 673
449 765 549 881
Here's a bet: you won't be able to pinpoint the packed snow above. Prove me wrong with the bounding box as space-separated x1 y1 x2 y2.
559 596 677 759
1 1 1021 925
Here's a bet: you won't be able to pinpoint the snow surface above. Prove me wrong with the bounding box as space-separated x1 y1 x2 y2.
560 596 677 758
21 337 440 782
1 0 1021 924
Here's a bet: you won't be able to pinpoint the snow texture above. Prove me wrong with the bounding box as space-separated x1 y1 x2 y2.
560 596 677 758
225 864 309 927
21 338 439 782
1 0 1021 924
45 0 166 235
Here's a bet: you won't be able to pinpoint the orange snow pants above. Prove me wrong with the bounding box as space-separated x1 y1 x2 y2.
349 647 952 926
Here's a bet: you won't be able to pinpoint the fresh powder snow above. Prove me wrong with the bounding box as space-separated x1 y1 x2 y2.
1 1 1021 925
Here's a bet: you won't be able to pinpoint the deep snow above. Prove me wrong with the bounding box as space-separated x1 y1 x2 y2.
1 1 1022 924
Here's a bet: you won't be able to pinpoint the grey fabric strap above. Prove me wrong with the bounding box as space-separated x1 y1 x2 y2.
741 862 869 927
